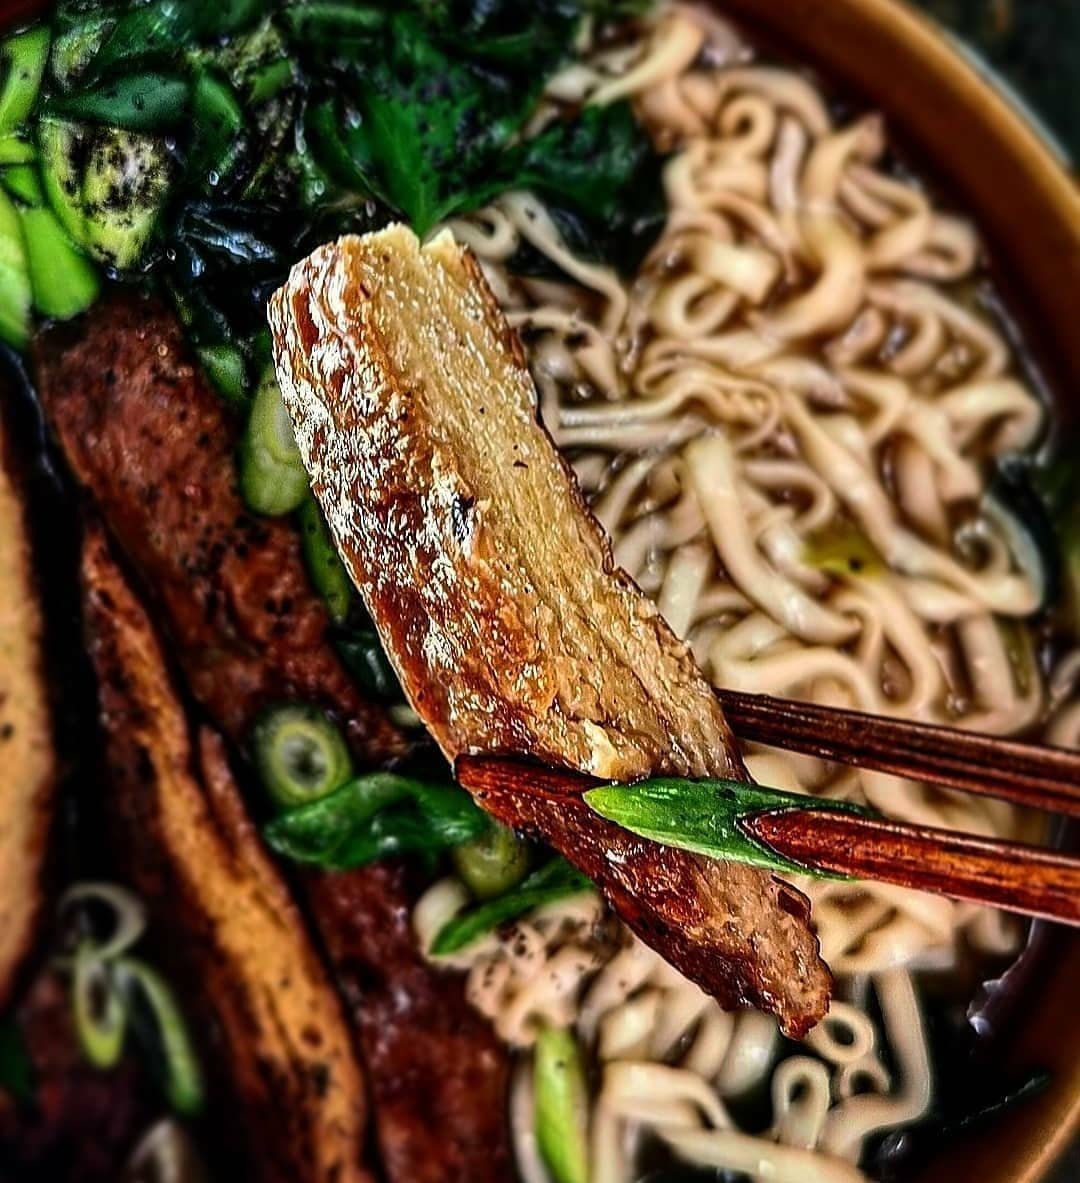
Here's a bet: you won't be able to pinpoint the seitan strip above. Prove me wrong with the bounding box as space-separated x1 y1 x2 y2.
0 400 55 1012
35 293 513 1183
269 225 832 1036
82 523 375 1183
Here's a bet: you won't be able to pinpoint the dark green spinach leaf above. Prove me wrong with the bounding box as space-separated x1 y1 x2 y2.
335 12 529 235
264 771 489 870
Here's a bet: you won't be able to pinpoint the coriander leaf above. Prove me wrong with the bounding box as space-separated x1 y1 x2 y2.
585 777 876 878
431 858 593 954
75 0 263 81
282 4 387 54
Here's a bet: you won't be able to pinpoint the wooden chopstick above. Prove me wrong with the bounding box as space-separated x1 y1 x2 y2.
457 754 1080 928
743 808 1080 926
714 688 1080 818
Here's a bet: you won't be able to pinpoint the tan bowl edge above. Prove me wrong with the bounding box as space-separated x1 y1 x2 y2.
712 2 1080 1179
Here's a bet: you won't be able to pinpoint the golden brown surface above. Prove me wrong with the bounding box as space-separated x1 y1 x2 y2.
82 524 375 1183
0 404 54 1012
268 224 831 1036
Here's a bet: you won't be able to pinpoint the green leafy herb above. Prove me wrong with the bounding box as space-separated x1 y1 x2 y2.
585 777 876 878
509 101 667 275
335 12 526 235
264 772 490 871
0 1014 34 1103
431 858 593 955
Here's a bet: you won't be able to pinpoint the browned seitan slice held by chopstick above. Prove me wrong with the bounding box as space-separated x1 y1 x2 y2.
0 401 55 1012
82 523 376 1183
268 224 832 1036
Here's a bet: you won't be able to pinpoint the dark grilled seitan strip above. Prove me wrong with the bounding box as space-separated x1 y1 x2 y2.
269 225 831 1036
35 293 514 1183
82 523 375 1183
0 402 54 1012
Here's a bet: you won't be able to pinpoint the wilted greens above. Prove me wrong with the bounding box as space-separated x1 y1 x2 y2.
0 0 663 363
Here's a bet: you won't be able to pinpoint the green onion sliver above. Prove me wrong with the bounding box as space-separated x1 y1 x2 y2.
72 940 127 1070
585 776 876 879
17 203 98 319
431 859 593 956
452 821 530 900
0 185 30 349
114 957 204 1116
0 26 50 136
534 1025 590 1183
56 880 148 967
298 495 353 622
239 367 309 516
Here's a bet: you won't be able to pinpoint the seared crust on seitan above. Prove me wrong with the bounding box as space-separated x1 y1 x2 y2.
268 225 831 1035
82 523 375 1183
0 402 54 1011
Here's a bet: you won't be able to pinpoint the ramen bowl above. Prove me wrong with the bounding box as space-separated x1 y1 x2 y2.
8 0 1080 1180
717 3 1080 1180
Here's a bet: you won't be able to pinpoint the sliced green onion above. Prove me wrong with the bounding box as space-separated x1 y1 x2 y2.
264 771 488 870
0 162 42 205
251 703 353 809
534 1026 590 1183
72 940 127 1070
56 881 147 966
37 116 88 244
585 777 875 879
431 859 593 956
0 27 50 135
197 343 248 406
114 957 204 1116
239 367 309 516
17 203 98 319
0 134 35 164
0 185 31 349
52 73 190 132
452 822 530 900
298 496 353 623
